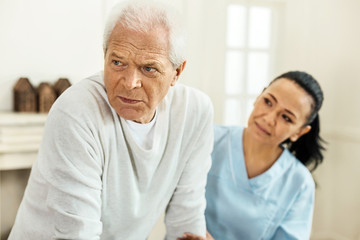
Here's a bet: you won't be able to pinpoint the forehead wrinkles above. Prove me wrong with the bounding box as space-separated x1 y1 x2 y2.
110 42 169 68
108 29 170 64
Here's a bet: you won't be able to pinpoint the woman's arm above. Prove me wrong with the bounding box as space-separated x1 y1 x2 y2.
271 182 315 240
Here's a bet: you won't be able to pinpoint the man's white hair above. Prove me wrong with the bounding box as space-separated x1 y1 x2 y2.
103 1 186 67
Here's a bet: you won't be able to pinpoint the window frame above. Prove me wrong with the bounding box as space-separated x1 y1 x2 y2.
223 0 284 125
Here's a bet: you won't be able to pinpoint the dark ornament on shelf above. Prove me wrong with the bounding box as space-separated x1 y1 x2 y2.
53 78 71 97
13 77 37 112
37 82 57 113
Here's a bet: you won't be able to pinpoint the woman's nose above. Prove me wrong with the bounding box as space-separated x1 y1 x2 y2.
264 111 277 126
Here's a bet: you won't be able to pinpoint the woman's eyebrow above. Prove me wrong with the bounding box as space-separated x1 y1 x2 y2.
268 93 277 103
268 93 296 118
285 109 296 118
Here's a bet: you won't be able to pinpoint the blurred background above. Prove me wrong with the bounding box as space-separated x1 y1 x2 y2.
1 0 360 239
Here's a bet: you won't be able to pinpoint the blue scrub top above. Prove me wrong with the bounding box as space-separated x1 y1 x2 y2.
205 125 315 240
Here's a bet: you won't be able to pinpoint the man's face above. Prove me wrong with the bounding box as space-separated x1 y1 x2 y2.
104 25 183 123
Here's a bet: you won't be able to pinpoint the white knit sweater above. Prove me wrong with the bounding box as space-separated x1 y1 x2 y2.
9 72 214 240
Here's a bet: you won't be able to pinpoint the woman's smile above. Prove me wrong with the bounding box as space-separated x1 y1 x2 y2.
255 122 271 136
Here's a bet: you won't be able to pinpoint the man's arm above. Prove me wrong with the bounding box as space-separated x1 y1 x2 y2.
164 96 214 240
39 107 103 239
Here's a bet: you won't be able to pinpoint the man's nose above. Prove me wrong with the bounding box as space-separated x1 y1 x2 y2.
123 68 142 89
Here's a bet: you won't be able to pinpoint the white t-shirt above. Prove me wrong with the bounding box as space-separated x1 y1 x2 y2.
125 110 157 150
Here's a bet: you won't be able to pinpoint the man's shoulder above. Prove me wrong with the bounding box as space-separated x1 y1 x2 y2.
169 83 212 109
65 72 105 97
163 83 214 132
49 72 110 118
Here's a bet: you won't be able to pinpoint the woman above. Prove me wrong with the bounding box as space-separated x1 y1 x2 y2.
178 71 325 240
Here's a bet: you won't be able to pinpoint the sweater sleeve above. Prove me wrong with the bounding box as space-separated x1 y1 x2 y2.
271 180 315 240
164 96 214 240
38 106 103 240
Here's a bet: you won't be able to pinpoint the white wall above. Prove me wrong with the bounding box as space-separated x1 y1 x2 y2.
1 0 360 239
277 0 360 239
0 0 104 111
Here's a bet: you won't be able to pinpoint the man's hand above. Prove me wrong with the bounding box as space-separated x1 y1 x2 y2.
177 231 214 240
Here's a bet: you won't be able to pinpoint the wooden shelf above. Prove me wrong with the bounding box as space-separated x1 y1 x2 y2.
0 153 37 170
0 112 47 126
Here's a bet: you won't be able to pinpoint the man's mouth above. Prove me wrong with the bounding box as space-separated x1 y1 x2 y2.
118 96 141 104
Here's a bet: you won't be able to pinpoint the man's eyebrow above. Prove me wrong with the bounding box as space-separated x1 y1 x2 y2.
110 53 123 58
141 59 165 68
143 61 160 67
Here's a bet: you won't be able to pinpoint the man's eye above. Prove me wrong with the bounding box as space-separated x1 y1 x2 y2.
144 66 156 72
113 60 122 66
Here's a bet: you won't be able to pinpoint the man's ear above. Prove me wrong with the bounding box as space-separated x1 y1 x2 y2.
171 61 186 86
290 125 311 142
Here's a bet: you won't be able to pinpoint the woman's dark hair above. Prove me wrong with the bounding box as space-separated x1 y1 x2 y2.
271 71 326 171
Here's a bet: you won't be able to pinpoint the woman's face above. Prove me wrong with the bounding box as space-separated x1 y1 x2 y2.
246 78 313 146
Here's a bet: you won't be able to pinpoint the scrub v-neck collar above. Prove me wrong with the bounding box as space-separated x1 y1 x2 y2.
230 127 292 191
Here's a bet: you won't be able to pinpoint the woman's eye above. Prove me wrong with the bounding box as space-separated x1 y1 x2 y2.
282 115 292 123
264 98 272 106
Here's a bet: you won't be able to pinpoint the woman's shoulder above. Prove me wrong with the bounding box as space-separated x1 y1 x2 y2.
213 124 243 143
209 125 245 176
282 149 315 189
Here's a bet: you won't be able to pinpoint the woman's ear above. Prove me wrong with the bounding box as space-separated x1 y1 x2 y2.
290 125 311 142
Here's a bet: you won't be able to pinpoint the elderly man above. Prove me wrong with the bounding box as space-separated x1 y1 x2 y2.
9 2 213 240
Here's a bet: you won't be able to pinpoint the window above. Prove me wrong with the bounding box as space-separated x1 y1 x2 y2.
223 1 281 125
